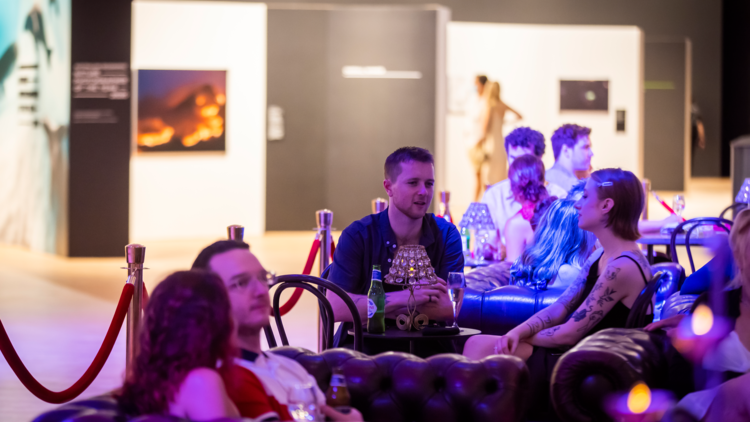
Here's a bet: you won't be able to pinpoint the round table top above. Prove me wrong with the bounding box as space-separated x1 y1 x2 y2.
637 232 727 246
348 326 481 341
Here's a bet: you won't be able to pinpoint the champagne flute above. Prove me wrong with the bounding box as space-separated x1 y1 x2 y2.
447 272 466 328
287 383 319 421
672 194 686 218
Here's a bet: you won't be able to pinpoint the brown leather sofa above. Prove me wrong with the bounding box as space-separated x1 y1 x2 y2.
33 347 530 422
550 328 692 422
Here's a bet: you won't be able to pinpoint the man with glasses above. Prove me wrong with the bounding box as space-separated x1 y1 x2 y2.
191 240 361 421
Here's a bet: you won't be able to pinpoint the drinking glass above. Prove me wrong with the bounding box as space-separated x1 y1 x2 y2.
287 383 319 421
447 272 466 328
672 194 686 217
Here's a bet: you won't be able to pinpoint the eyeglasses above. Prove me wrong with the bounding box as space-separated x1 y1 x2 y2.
226 271 276 292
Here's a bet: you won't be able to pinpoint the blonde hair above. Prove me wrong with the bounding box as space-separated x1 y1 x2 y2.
484 81 501 108
730 209 750 288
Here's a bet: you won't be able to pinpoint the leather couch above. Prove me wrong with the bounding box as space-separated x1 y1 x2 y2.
34 347 530 422
550 328 695 422
460 262 685 335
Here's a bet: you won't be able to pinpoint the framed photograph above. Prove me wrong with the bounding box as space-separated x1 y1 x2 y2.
137 69 226 152
560 80 609 111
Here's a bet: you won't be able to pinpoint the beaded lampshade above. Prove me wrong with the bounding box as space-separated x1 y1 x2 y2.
384 245 437 285
458 202 496 230
736 178 750 204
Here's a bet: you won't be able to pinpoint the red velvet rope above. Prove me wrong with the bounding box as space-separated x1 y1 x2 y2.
274 236 336 316
0 283 134 403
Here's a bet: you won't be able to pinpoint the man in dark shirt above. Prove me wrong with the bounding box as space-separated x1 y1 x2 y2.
327 147 464 356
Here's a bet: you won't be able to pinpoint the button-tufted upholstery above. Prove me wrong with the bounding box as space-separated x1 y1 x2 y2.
34 347 530 422
458 285 567 335
272 346 530 422
550 328 671 422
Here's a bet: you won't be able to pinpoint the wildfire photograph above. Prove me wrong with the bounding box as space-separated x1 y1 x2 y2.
136 69 226 152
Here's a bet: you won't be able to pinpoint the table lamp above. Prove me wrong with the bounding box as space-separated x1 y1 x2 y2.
457 202 496 260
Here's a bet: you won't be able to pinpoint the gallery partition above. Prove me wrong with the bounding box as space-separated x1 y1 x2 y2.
0 0 131 257
265 5 449 231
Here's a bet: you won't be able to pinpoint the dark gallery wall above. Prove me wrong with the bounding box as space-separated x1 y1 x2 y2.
259 0 723 177
723 0 750 177
69 0 131 256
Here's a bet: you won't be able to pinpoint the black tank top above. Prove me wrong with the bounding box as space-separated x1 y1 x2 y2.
579 254 649 337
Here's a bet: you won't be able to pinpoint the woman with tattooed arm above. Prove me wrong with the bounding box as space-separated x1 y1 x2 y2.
464 168 652 361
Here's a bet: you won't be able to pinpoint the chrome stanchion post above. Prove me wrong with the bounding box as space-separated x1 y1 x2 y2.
315 209 333 352
227 224 245 241
371 198 388 214
641 179 651 255
125 243 146 374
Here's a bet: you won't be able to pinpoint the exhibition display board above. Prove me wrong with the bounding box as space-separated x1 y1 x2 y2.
0 0 131 257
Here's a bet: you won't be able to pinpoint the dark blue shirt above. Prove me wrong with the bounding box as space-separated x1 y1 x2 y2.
328 210 464 295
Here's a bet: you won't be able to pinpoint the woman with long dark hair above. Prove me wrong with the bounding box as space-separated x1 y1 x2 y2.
503 154 549 262
118 270 238 420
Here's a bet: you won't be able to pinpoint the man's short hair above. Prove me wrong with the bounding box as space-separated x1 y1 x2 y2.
384 147 434 181
504 127 546 158
551 124 591 160
192 240 250 271
477 75 488 86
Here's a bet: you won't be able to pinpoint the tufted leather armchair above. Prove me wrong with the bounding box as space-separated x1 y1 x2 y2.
34 347 530 422
550 328 691 422
459 285 567 335
460 262 685 336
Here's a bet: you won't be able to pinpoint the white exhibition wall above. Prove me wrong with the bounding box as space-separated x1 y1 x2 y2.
131 1 266 241
446 23 643 217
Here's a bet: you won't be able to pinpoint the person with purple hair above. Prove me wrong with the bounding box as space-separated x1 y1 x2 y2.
481 127 567 263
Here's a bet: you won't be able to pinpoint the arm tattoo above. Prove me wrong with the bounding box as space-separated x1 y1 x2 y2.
571 306 593 322
597 287 617 307
560 269 590 313
584 283 604 307
576 310 604 333
525 315 552 335
538 326 561 337
604 266 621 281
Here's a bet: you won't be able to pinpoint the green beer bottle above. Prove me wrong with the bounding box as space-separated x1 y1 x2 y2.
367 265 385 333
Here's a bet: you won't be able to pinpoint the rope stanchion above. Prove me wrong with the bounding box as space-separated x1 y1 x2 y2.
273 236 336 317
142 283 149 311
0 283 135 403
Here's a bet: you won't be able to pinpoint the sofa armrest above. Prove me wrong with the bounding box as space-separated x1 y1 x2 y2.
550 328 670 422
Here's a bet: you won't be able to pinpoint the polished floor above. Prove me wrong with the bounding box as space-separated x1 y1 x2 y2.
0 178 733 421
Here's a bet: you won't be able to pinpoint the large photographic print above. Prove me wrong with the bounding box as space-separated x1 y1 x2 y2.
137 69 226 152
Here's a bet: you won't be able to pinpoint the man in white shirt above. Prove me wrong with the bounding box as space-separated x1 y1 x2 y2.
481 127 567 251
546 124 594 192
191 240 361 422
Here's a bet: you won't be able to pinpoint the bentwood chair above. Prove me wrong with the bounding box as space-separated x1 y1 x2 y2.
719 202 748 220
266 274 363 352
669 217 732 273
625 262 684 327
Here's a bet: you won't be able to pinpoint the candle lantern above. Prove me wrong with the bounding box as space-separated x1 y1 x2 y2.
384 245 437 331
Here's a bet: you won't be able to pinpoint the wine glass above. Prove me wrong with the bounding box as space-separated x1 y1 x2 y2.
447 272 466 328
672 194 686 218
287 383 319 421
